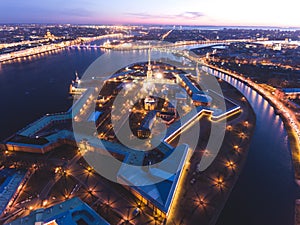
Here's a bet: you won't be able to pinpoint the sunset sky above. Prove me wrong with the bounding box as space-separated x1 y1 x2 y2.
0 0 299 27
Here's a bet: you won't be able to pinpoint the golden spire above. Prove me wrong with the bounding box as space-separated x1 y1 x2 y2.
147 47 153 80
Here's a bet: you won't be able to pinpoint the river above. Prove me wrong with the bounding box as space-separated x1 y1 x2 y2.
211 70 299 225
0 41 108 140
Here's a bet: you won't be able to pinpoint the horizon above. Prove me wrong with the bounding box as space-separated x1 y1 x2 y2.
0 23 299 30
0 0 299 27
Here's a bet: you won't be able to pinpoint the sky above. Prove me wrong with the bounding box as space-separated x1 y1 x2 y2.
0 0 299 27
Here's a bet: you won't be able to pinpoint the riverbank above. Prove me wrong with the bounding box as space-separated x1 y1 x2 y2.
199 63 298 225
200 62 300 181
0 33 123 64
168 79 256 224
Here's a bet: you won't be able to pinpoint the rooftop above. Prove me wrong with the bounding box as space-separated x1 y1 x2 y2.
0 169 27 216
178 74 205 95
282 88 300 94
117 144 190 215
5 197 110 225
192 93 212 103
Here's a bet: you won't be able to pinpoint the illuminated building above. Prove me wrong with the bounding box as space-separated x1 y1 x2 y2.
137 111 157 139
69 72 87 95
0 169 28 217
5 197 110 225
117 144 190 218
192 93 212 107
276 88 300 100
44 30 56 40
144 96 157 111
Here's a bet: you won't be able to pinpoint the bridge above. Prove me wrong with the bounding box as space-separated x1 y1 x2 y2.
74 39 254 51
69 44 106 49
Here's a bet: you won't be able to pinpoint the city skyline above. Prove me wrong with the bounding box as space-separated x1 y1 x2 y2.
0 0 299 27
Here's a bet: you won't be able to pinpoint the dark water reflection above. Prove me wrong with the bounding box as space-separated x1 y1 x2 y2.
215 71 298 225
0 46 105 140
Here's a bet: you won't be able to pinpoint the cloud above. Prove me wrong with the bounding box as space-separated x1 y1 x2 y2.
179 12 204 19
60 8 94 18
125 11 204 21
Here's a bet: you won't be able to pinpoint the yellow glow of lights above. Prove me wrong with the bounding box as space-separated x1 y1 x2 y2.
155 72 163 79
226 125 232 131
198 197 207 208
214 177 225 189
42 200 48 207
226 160 235 169
239 132 247 139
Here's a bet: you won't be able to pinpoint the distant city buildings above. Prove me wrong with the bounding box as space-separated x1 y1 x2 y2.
199 42 300 88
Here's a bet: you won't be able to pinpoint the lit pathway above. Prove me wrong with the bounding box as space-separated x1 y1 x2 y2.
39 152 82 199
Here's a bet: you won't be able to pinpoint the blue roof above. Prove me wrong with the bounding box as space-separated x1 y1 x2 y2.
88 111 102 122
282 88 300 94
5 197 110 225
178 74 204 95
117 144 190 215
0 169 26 216
140 111 157 130
192 93 212 103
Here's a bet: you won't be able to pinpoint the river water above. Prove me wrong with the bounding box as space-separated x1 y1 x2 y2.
211 70 299 225
0 44 298 224
0 43 107 140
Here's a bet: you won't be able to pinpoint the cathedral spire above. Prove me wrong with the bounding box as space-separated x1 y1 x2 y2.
146 47 153 80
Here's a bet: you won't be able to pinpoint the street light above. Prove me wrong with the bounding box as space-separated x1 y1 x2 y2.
226 160 235 170
226 125 233 131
